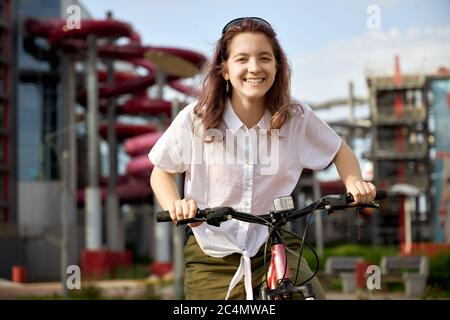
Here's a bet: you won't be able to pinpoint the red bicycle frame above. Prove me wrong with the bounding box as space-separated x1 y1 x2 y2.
267 240 290 290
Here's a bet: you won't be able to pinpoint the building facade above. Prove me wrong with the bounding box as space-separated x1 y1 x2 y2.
0 0 90 281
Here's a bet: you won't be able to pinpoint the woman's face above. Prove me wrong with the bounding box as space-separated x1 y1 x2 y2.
223 32 277 104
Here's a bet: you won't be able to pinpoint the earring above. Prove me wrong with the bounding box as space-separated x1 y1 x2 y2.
226 80 229 93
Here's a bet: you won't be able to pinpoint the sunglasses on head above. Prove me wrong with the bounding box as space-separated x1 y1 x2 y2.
221 17 272 34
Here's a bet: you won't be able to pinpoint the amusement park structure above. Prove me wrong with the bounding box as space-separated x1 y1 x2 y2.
21 11 206 287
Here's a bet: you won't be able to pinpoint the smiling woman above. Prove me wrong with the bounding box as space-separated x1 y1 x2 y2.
222 32 277 128
149 17 377 300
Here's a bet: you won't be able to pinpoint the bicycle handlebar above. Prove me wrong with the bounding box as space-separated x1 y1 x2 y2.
156 190 387 226
155 211 172 222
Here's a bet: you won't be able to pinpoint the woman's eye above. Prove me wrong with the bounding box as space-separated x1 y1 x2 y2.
237 58 247 62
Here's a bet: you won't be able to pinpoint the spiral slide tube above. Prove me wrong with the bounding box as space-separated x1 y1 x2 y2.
24 16 206 277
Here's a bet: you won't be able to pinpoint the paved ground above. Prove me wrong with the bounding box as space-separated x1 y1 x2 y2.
326 290 419 300
0 278 173 300
0 278 424 300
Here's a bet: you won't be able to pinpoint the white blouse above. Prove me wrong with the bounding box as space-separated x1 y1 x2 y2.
149 99 342 300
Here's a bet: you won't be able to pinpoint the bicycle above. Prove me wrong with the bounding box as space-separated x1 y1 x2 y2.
156 190 387 300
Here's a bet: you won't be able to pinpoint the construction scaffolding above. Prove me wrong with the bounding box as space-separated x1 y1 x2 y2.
367 60 433 246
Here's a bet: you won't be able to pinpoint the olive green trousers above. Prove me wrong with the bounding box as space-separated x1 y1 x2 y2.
184 231 326 300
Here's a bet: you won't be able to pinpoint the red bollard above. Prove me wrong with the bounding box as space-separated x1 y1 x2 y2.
12 265 26 283
150 262 173 277
356 261 371 289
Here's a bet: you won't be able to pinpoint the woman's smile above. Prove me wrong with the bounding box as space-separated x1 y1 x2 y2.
244 77 265 85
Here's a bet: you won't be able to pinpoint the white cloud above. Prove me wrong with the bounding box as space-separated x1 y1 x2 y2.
292 26 450 103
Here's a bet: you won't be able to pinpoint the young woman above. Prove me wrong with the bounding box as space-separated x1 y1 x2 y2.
149 17 376 300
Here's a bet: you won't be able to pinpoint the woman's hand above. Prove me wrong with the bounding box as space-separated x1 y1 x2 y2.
333 142 377 204
169 199 202 228
346 181 377 203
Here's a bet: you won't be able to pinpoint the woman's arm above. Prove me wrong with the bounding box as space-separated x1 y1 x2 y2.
150 166 200 226
332 141 376 203
150 166 180 209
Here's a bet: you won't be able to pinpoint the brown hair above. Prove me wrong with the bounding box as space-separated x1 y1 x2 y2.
194 18 299 135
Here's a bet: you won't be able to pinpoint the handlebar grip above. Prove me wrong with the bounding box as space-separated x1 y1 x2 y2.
346 189 387 203
156 210 172 222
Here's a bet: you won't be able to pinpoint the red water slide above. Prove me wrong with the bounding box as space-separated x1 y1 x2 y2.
24 17 206 205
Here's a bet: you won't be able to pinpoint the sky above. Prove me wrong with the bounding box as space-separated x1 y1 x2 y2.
82 0 450 179
84 0 450 107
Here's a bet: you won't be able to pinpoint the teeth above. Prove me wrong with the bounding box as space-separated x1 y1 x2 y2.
245 79 264 83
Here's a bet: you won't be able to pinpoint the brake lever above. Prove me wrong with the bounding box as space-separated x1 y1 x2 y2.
176 217 207 226
324 202 379 214
320 194 349 207
205 207 234 227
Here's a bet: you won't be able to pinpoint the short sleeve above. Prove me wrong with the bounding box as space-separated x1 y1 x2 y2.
148 103 195 173
298 102 342 170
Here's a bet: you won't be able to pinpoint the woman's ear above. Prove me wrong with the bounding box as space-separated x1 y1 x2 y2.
221 65 229 81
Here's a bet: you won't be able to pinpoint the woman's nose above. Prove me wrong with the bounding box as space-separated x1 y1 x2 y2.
247 58 262 72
